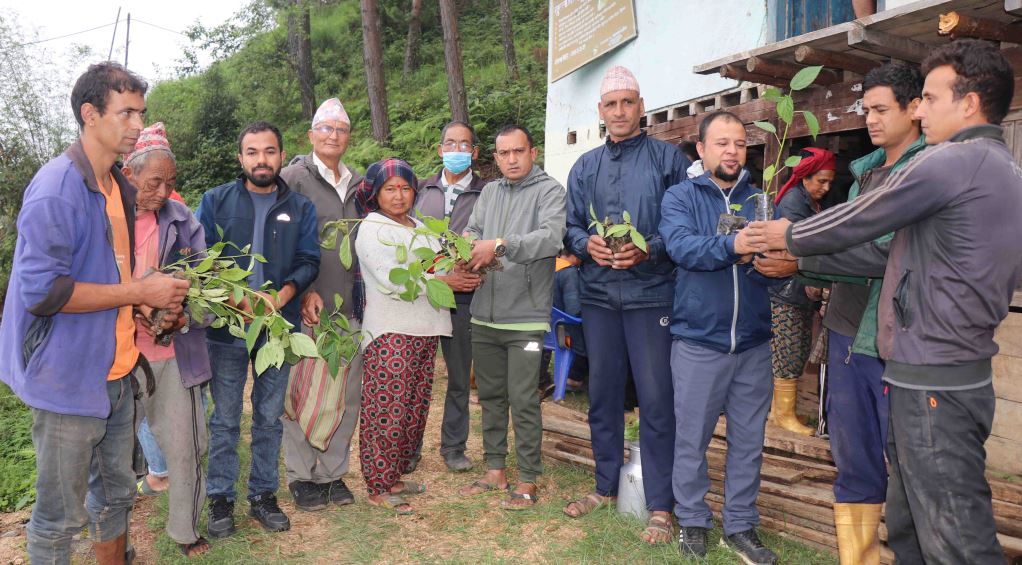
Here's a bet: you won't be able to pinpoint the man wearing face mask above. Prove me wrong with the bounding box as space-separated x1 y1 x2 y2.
415 120 487 472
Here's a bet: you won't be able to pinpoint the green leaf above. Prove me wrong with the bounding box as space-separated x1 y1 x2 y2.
211 317 226 329
753 121 776 134
777 95 794 125
595 223 605 237
622 210 632 224
396 244 408 264
454 237 472 260
216 225 224 239
408 260 422 279
327 351 341 379
245 316 264 352
228 324 246 339
333 293 344 310
421 215 449 234
320 225 338 250
790 65 823 91
218 267 249 282
413 247 436 261
785 155 803 168
289 332 320 358
630 229 647 253
389 268 410 285
605 224 630 237
195 256 214 273
232 285 244 305
589 202 598 221
729 203 743 212
251 253 267 263
339 233 352 269
426 278 456 309
763 164 777 184
802 110 820 140
254 345 273 375
761 87 783 102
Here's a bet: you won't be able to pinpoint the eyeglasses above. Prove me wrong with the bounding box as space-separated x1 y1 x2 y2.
314 125 350 137
442 141 475 152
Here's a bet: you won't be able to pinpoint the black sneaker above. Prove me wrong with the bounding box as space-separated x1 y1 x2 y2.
207 496 236 539
720 528 778 565
248 492 291 532
288 480 328 512
443 451 473 472
678 525 708 557
328 479 355 506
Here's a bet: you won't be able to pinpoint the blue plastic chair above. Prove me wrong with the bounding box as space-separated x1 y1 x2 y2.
543 307 583 402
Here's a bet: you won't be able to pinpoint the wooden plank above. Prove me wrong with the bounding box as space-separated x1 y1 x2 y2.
746 56 842 85
992 398 1022 441
794 45 883 75
995 313 1022 358
542 444 595 469
541 414 592 441
706 447 806 485
990 474 1022 506
847 25 931 63
938 10 1022 43
706 491 835 536
993 499 1022 538
708 479 837 528
543 401 590 423
720 64 790 89
988 436 1022 476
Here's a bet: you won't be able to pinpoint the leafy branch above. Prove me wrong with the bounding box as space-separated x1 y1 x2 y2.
588 204 647 253
752 65 824 197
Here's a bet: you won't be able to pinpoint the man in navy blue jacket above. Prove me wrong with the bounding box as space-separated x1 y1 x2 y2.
562 66 689 544
659 110 781 564
196 122 320 539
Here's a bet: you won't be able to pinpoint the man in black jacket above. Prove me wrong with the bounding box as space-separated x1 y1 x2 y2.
747 39 1021 564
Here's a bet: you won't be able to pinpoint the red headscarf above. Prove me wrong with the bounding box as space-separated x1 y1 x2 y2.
774 147 837 205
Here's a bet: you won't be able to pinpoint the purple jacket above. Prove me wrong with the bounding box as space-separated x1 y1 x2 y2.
0 141 138 417
154 200 212 388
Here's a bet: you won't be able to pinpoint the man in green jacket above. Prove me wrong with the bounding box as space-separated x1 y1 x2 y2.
458 124 566 509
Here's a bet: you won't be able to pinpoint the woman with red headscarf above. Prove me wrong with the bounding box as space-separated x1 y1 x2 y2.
768 147 836 435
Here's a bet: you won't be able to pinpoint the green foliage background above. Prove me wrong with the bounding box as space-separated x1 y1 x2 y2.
148 0 550 206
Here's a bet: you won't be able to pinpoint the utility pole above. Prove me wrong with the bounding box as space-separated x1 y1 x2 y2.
124 13 131 68
107 7 122 61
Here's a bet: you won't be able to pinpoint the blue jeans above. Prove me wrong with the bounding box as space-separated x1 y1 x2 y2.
206 342 290 501
27 377 136 564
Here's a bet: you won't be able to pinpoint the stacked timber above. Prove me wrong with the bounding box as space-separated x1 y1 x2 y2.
541 402 1022 564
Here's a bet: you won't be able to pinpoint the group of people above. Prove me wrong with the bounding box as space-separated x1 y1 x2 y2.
0 36 1019 565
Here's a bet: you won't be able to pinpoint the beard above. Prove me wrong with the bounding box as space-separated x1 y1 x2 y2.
714 164 742 183
244 166 279 188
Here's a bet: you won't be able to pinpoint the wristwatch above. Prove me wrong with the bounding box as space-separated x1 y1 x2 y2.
493 238 507 257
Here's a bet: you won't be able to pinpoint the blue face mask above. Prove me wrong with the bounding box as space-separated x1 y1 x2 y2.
443 151 473 174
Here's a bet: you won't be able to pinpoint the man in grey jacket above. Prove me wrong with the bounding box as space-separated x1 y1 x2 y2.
279 98 365 512
458 124 566 509
746 39 1021 564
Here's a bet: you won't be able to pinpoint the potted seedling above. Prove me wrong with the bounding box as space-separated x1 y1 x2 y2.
717 202 748 235
588 204 648 254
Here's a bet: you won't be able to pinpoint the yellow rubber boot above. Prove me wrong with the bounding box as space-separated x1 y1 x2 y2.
769 378 815 435
833 503 882 565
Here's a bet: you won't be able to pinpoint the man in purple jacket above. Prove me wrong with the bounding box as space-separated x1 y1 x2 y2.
0 62 189 564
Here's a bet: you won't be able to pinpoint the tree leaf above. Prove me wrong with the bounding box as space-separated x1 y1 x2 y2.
288 332 320 358
254 345 273 375
339 233 352 269
245 316 264 352
785 155 803 167
761 87 783 102
218 267 250 282
790 65 823 91
333 293 344 310
228 324 246 339
594 222 605 237
396 244 407 264
389 268 410 285
630 229 647 253
589 202 598 221
413 246 436 261
426 278 456 309
421 215 448 234
753 120 776 134
605 224 630 237
763 164 777 184
802 110 820 140
622 210 632 224
777 95 794 125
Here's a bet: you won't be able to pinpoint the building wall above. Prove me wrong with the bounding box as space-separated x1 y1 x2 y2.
543 0 768 184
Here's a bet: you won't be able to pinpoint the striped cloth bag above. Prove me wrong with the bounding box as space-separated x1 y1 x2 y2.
284 354 352 451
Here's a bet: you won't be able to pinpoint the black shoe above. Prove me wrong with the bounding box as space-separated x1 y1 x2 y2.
678 526 708 557
288 480 328 512
720 529 778 565
248 492 291 532
442 451 473 472
207 496 236 539
328 479 355 506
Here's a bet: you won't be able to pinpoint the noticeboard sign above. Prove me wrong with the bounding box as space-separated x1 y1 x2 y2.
550 0 638 82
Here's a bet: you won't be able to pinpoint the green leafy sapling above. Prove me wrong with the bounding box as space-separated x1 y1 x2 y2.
588 204 648 254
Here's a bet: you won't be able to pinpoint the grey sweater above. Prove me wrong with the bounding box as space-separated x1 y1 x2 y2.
465 165 567 324
787 125 1022 390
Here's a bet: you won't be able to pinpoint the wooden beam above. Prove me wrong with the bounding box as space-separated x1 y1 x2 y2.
746 56 842 85
847 25 931 63
719 64 790 89
794 45 883 76
938 11 1022 44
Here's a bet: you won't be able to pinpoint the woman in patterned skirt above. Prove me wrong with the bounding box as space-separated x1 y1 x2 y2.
354 158 453 514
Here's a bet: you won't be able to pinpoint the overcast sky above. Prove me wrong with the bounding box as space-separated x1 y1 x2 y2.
1 0 247 83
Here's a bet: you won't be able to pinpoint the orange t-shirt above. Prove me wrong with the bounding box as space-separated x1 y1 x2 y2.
100 175 140 380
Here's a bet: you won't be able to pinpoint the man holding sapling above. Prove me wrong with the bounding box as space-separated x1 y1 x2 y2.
458 124 565 509
659 110 782 564
562 65 689 545
0 62 191 564
745 40 1021 564
415 120 487 472
277 98 366 512
197 121 320 538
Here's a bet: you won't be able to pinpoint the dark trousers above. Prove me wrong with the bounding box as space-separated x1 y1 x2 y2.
826 330 888 503
583 304 675 512
439 305 473 456
886 382 1003 564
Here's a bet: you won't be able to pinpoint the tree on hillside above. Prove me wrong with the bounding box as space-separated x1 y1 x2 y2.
175 65 242 198
438 0 469 123
402 0 423 82
499 0 519 81
286 0 315 120
360 0 390 142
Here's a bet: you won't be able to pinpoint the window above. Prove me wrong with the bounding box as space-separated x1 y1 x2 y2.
774 0 856 41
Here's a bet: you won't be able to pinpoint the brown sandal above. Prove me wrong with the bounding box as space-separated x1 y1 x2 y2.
640 512 674 544
459 480 509 497
563 493 615 518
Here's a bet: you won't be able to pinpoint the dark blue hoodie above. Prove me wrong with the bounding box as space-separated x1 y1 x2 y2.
659 171 780 354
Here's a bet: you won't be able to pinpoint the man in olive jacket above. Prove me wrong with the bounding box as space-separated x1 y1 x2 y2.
458 124 566 509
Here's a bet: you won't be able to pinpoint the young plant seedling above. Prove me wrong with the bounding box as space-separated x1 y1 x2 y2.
588 204 648 254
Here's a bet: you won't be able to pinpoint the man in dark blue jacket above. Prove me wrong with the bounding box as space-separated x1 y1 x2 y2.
659 110 780 564
196 122 320 539
562 66 689 545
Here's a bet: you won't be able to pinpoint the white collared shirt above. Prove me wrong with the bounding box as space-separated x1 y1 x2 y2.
313 152 353 202
440 170 473 216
